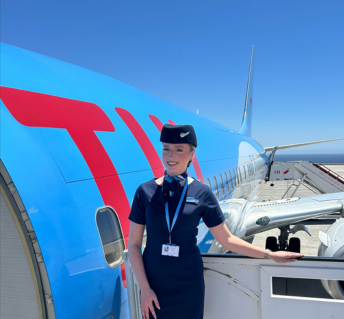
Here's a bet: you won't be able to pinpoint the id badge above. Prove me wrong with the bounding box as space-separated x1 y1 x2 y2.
162 244 180 257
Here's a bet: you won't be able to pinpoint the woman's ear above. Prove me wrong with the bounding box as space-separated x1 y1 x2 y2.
190 149 195 162
187 151 195 168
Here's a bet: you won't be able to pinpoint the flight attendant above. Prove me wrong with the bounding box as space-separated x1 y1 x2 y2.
128 124 303 319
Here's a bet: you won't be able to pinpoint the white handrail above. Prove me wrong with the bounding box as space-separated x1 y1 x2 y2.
124 250 142 319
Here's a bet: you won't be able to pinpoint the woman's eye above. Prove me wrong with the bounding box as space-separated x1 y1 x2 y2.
177 149 183 152
163 148 169 151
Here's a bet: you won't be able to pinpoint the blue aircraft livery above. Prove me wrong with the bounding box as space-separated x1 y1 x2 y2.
0 43 268 319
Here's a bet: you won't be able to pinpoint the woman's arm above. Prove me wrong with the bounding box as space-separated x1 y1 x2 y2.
128 222 150 289
128 221 160 319
209 222 304 263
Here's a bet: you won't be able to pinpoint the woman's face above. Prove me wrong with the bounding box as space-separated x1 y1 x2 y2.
162 143 195 176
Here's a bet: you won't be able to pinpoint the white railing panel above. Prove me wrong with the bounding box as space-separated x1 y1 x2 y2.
203 256 344 319
124 252 344 319
203 257 263 319
260 264 344 319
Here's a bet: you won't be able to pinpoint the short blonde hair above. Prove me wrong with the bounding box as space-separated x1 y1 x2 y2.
187 144 195 167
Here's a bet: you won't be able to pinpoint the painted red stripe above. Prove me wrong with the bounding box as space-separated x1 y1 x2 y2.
0 87 131 235
1 87 131 286
115 108 164 178
167 120 204 183
149 114 164 132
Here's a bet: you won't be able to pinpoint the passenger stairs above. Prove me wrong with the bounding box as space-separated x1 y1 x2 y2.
268 161 344 196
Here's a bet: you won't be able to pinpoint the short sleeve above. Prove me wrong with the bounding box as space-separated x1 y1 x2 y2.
202 188 225 228
128 185 146 225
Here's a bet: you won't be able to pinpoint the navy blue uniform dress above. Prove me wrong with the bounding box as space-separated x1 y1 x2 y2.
129 178 225 319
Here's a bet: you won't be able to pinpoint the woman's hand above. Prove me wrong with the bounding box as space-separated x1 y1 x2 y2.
210 223 306 263
140 287 160 319
268 251 304 263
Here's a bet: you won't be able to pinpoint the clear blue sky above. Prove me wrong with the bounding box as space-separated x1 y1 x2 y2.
1 0 344 154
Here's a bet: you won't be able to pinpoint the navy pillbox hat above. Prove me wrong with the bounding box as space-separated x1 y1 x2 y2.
160 124 197 147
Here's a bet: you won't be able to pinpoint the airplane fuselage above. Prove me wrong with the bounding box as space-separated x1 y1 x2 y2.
0 43 269 319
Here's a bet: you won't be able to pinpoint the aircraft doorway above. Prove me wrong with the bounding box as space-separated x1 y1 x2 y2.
0 190 41 318
0 164 53 319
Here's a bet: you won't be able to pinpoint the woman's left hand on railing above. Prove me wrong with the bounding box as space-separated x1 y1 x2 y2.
268 251 304 263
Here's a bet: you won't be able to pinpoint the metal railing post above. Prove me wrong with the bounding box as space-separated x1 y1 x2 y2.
124 250 142 319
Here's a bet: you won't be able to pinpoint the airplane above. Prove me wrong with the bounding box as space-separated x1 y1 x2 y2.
1 43 343 319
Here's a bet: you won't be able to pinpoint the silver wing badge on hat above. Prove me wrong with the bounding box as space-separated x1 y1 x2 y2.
180 132 190 138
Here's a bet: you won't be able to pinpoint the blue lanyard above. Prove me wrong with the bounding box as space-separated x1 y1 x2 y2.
165 178 188 244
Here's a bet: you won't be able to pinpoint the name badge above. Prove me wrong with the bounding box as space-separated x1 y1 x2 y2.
162 244 180 257
186 197 199 204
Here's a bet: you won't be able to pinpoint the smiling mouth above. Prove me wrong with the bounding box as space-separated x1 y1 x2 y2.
167 161 178 167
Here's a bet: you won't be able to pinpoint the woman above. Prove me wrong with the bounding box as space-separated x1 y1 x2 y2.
128 124 303 319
